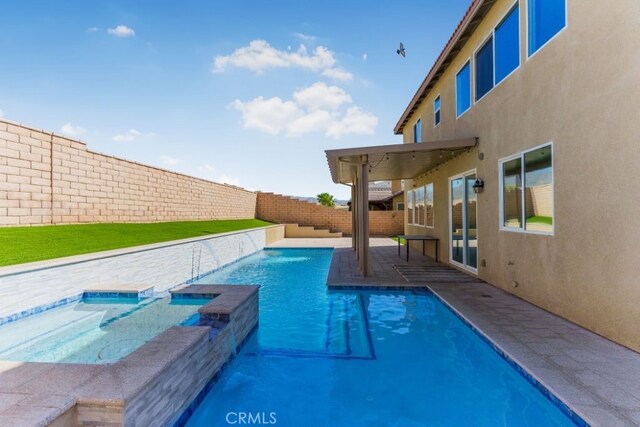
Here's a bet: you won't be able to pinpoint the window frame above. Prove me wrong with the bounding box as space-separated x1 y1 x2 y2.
433 95 441 127
526 0 568 60
455 59 472 118
473 33 495 104
473 1 521 105
424 182 435 228
413 118 422 143
494 2 521 85
498 142 555 236
406 189 415 225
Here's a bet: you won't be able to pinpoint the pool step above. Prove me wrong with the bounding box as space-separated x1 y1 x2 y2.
393 265 484 284
83 283 154 300
284 223 343 238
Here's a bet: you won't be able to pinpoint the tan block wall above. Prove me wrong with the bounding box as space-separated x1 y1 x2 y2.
256 192 404 236
0 120 257 226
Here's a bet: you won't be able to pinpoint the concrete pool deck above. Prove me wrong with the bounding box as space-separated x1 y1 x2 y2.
269 237 640 426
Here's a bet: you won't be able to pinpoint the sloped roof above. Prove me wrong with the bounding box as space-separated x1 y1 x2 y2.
394 0 496 134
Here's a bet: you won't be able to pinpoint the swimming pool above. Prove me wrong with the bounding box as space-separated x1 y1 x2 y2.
0 296 209 364
184 248 577 426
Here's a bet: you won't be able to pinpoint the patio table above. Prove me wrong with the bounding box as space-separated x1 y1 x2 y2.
395 235 439 262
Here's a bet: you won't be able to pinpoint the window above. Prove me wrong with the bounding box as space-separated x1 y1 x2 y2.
407 190 414 224
396 202 405 211
499 144 553 234
413 119 422 143
434 96 441 126
475 36 494 101
415 186 425 226
528 0 566 56
425 183 434 227
495 4 520 83
456 61 471 117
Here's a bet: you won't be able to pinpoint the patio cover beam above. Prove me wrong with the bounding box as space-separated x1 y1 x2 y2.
325 137 478 185
325 137 477 276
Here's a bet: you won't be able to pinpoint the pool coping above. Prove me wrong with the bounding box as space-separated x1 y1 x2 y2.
0 284 260 426
425 287 591 426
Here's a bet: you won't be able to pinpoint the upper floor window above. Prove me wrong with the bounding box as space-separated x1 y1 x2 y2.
413 118 422 143
499 144 554 234
456 61 471 117
475 36 494 101
495 4 520 83
434 96 441 126
528 0 566 56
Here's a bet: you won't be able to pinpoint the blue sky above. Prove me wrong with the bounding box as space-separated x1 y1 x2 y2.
0 0 471 199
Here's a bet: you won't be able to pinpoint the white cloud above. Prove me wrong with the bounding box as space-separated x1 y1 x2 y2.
326 106 378 138
213 40 335 74
231 97 300 135
159 155 184 166
213 39 353 82
363 53 368 61
321 67 353 82
293 82 351 111
107 25 135 38
86 27 98 33
287 110 333 136
292 32 317 45
216 174 241 187
112 129 142 142
200 164 216 173
231 82 377 139
60 123 86 137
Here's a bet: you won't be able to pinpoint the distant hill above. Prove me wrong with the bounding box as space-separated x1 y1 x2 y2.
294 196 349 206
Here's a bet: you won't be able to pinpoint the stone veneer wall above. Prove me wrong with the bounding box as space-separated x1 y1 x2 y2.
123 290 259 426
0 226 283 323
65 287 260 426
0 119 256 226
256 192 404 236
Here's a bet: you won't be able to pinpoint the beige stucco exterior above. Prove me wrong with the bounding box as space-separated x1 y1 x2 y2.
399 0 640 351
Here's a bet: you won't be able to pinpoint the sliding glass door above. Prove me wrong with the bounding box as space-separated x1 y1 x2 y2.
450 171 478 271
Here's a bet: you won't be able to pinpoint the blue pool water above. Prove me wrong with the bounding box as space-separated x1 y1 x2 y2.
187 249 576 426
0 297 208 364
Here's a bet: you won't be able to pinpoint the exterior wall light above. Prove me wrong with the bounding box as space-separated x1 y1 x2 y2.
472 179 484 194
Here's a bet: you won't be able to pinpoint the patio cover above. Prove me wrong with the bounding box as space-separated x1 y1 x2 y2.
324 137 477 276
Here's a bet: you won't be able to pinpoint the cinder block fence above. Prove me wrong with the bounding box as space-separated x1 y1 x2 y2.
0 119 256 226
0 118 404 236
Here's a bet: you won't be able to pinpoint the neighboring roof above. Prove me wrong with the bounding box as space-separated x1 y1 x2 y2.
325 138 477 185
393 0 496 135
374 189 404 204
368 181 392 201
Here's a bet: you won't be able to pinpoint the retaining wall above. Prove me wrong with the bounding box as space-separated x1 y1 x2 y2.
0 225 284 324
256 192 404 236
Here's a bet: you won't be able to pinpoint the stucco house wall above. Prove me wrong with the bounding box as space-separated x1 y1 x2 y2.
400 0 640 351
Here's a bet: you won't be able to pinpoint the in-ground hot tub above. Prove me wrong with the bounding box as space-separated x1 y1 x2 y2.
0 294 211 364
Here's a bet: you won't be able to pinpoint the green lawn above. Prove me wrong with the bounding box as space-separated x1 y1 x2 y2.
0 219 272 267
390 236 406 245
526 216 553 225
